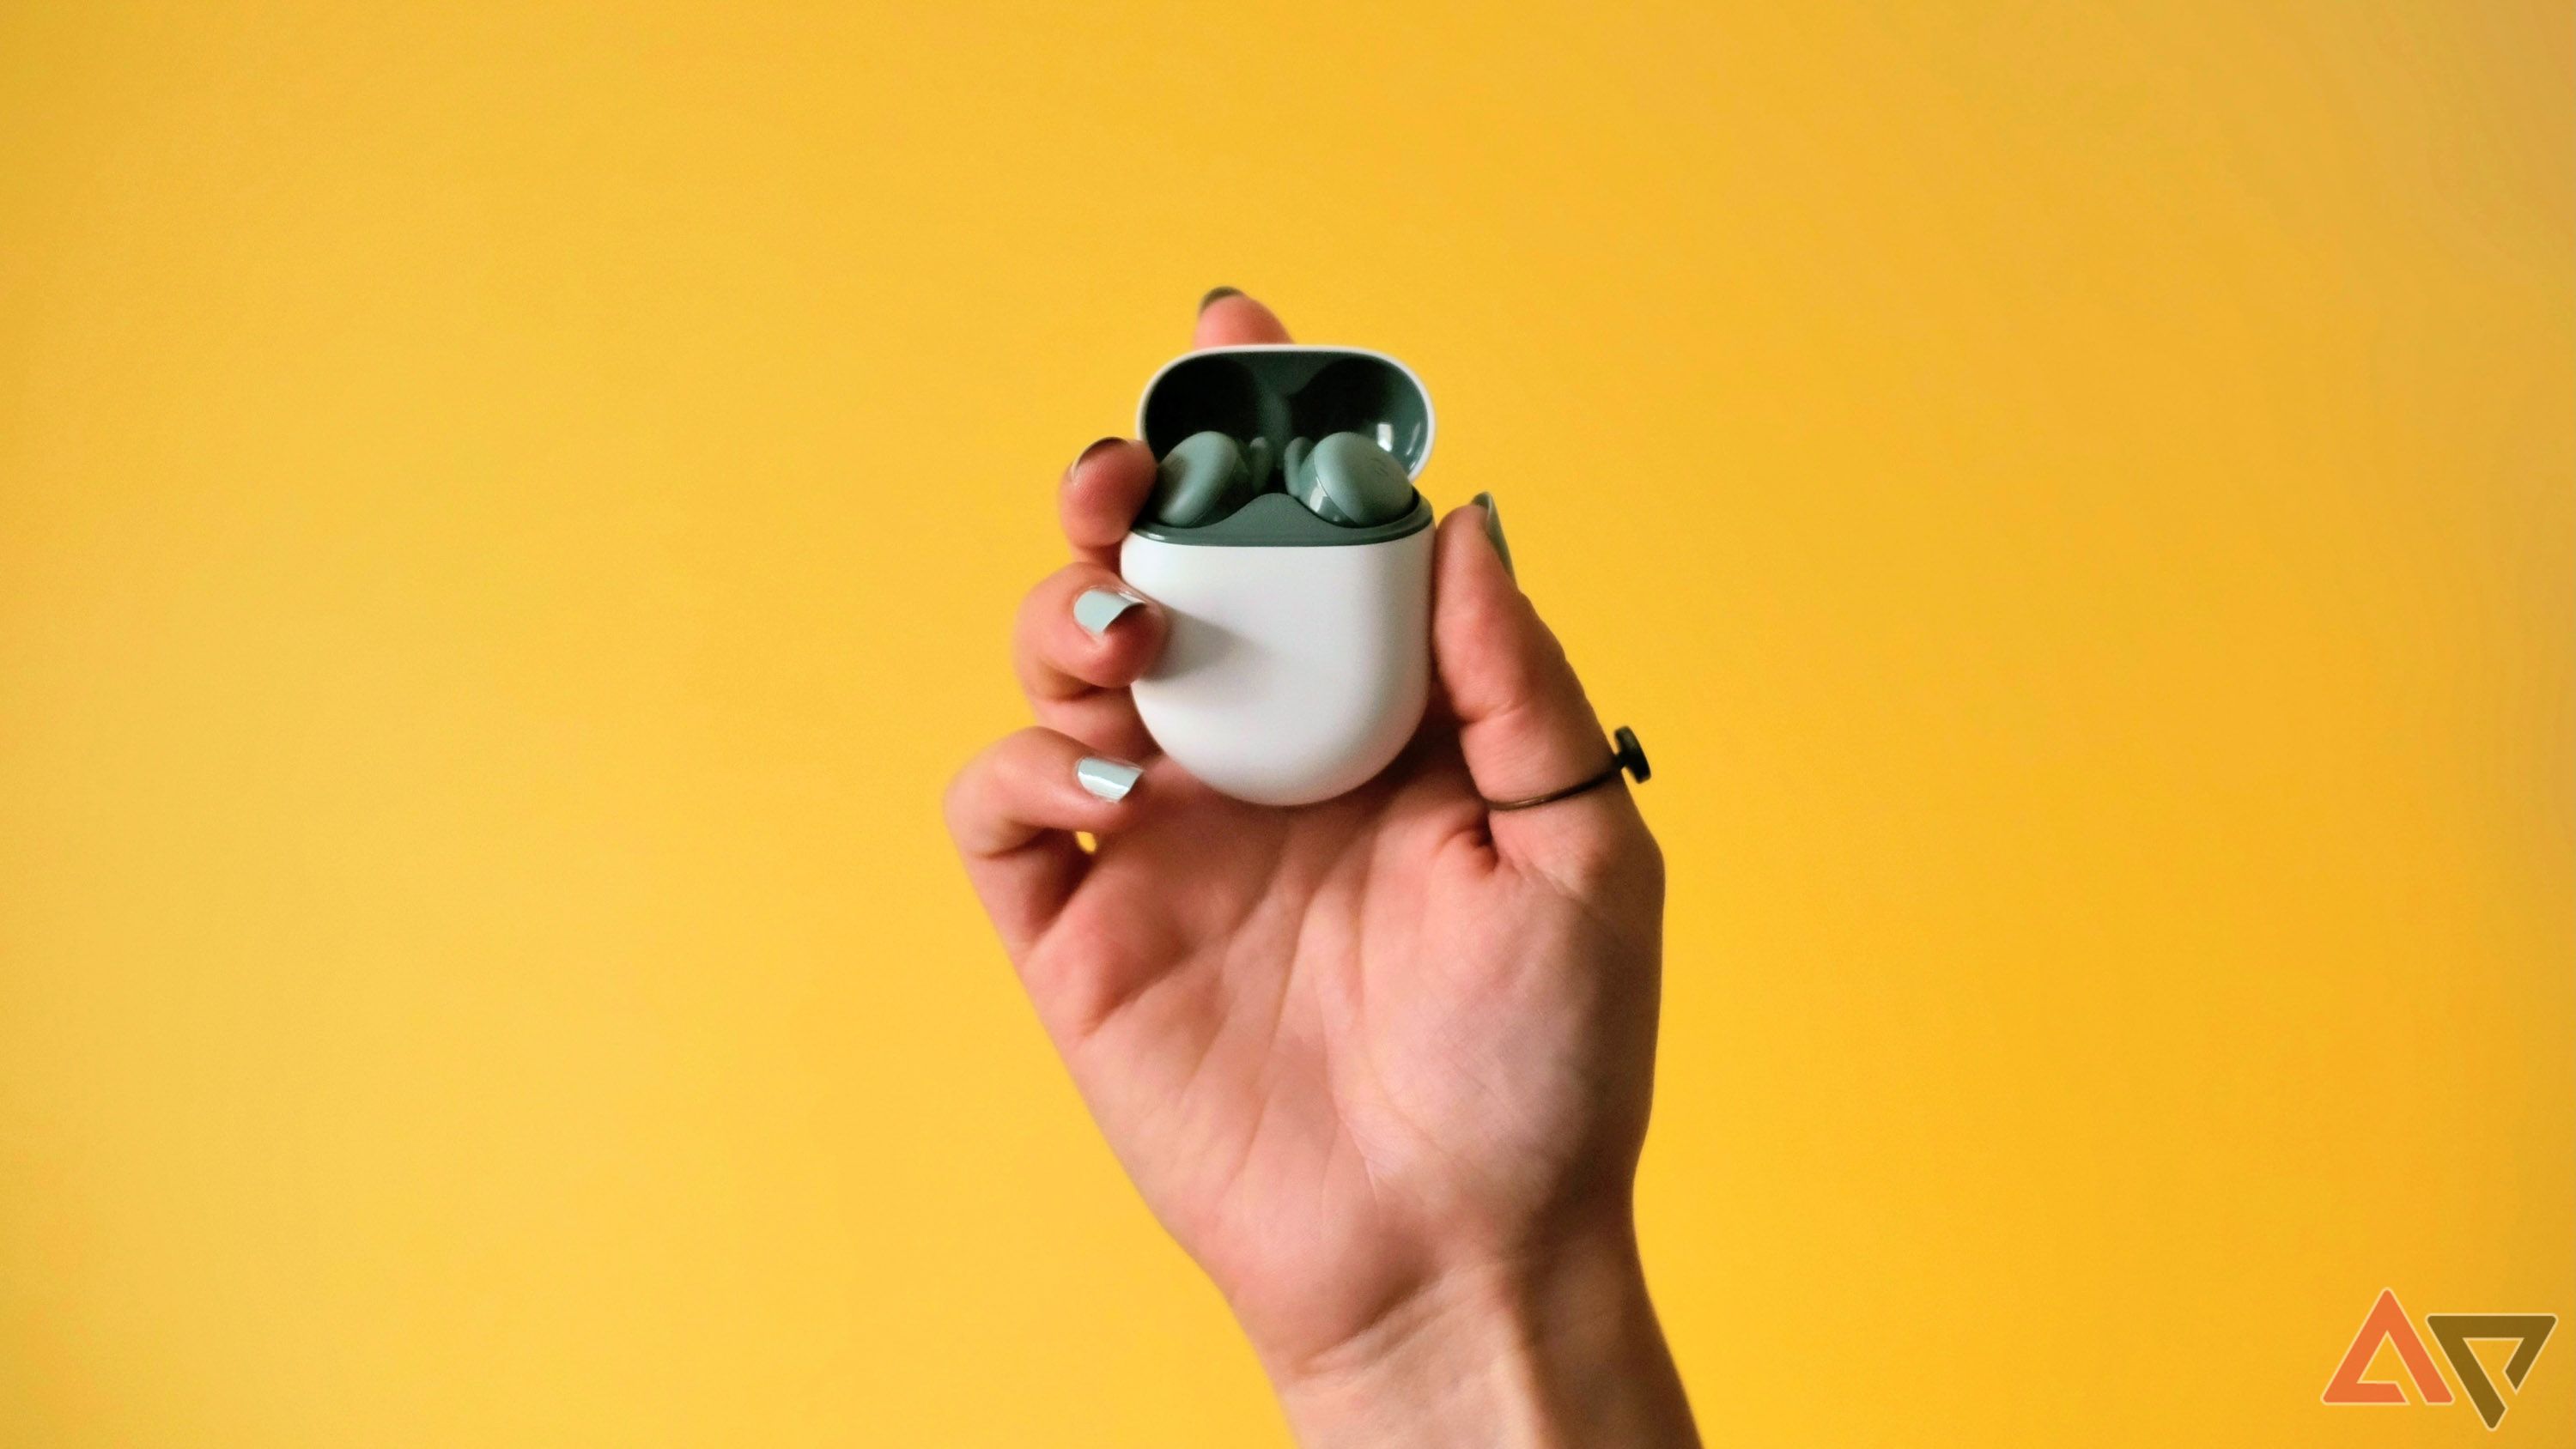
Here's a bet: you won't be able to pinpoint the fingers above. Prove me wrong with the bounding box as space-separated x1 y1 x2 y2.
1431 498 1654 885
1057 293 1292 565
945 727 1148 961
1194 288 1292 348
1015 563 1165 758
1060 437 1157 567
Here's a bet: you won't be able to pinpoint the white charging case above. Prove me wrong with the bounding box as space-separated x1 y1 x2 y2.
1120 345 1437 806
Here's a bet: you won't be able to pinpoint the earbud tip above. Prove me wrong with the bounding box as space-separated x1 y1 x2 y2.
1145 429 1254 527
1302 432 1414 527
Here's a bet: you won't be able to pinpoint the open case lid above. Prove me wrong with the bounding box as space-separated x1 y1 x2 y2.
1129 345 1437 546
1136 345 1436 479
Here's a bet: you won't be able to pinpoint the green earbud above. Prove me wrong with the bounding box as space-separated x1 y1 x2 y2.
1288 432 1413 526
1146 428 1412 530
1147 430 1262 527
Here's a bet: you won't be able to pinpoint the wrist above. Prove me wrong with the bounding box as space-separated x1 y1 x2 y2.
1264 1222 1699 1449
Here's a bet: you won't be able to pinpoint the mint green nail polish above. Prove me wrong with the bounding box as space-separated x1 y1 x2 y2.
1073 586 1145 638
1472 492 1515 579
1076 757 1143 803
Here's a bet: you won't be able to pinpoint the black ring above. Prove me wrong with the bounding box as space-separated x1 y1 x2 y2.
1485 726 1651 812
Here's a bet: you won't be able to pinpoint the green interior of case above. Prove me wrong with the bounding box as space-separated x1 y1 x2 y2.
1133 349 1434 547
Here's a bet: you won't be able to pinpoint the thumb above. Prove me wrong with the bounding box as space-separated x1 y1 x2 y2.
1432 495 1652 878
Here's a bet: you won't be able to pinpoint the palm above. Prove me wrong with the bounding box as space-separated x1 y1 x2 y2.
1023 737 1659 1365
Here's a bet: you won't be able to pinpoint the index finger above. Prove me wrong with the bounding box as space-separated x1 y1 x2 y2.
1058 291 1297 562
1060 438 1157 567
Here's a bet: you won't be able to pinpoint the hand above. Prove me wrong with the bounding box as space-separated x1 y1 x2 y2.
946 293 1696 1447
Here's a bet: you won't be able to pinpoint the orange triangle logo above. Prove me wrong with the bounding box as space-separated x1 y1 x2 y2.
2322 1288 2454 1406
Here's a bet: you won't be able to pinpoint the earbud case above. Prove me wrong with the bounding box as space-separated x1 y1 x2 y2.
1121 345 1436 806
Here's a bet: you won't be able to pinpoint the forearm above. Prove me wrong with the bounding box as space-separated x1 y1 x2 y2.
1266 1227 1699 1449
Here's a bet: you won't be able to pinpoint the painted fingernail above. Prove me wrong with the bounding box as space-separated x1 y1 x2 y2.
1076 756 1144 803
1472 492 1516 579
1067 437 1125 480
1199 286 1242 312
1073 586 1146 638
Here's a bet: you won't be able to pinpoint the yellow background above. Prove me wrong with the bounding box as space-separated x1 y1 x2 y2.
2 2 2567 1443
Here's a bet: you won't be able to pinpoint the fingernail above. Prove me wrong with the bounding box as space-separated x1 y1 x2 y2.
1076 756 1144 803
1073 586 1146 638
1066 437 1125 481
1472 492 1516 579
1198 286 1242 313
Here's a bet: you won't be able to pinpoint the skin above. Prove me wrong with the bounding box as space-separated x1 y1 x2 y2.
945 292 1698 1447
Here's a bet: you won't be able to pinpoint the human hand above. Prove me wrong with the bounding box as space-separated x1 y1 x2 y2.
946 292 1695 1447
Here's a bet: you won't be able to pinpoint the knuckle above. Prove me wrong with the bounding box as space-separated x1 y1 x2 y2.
1556 814 1665 901
939 756 983 838
1633 828 1668 902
